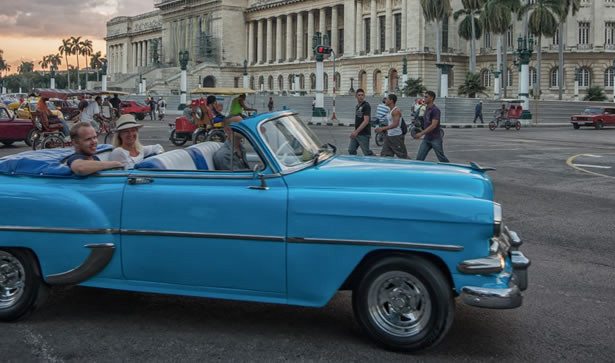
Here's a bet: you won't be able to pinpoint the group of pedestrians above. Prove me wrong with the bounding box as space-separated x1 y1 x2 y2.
348 90 449 162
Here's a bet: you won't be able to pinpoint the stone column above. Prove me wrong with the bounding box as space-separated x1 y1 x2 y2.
286 14 293 62
139 42 144 67
123 42 128 74
136 42 141 68
144 41 149 67
248 21 255 64
319 8 326 36
331 6 339 54
401 0 407 50
344 0 356 56
307 10 315 59
276 16 283 62
257 19 264 64
355 1 362 54
267 17 274 63
296 12 304 60
385 0 392 52
370 0 377 54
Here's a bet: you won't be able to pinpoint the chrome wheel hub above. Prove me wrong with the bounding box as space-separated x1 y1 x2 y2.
0 251 26 309
367 271 431 338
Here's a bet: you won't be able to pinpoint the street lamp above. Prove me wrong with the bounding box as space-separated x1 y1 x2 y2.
514 34 533 119
490 64 502 99
178 50 189 110
574 66 579 101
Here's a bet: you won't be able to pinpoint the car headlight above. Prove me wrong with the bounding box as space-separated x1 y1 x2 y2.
571 117 577 121
493 202 502 237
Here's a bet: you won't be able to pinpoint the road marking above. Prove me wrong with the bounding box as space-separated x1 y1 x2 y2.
583 154 603 158
573 164 612 169
567 153 615 179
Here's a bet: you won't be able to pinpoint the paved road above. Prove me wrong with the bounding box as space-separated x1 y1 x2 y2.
1 120 614 361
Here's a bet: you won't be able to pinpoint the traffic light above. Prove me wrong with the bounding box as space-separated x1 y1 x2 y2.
316 46 332 55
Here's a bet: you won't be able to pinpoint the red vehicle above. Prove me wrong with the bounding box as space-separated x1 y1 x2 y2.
570 107 615 129
119 100 150 120
0 103 35 146
49 98 80 121
169 98 225 146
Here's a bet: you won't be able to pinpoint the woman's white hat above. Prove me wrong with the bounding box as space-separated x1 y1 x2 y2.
114 114 144 132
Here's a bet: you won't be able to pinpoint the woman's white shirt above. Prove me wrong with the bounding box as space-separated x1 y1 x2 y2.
110 144 164 169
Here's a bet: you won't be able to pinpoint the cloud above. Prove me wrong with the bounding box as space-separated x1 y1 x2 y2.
0 0 154 39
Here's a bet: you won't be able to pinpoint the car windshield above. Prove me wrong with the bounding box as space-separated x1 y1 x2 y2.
583 108 603 114
134 101 146 107
260 115 332 169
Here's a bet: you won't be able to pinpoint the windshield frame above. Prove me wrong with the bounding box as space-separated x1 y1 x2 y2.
257 112 334 174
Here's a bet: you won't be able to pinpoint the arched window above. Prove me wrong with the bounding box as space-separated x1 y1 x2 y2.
529 67 537 88
278 75 284 91
300 74 305 90
604 67 614 88
389 69 398 92
507 68 514 87
258 76 265 91
335 72 341 91
324 73 329 92
309 73 316 90
268 75 274 90
203 75 216 87
359 70 367 91
288 75 295 91
448 69 454 88
480 69 491 87
373 70 382 94
550 67 558 88
250 76 255 90
579 67 591 88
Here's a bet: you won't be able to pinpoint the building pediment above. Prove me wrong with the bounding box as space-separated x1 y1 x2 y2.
247 0 305 12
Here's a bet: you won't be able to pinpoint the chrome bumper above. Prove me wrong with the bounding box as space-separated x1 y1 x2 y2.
459 228 531 309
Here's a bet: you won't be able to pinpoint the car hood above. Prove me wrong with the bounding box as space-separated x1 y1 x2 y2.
283 155 494 200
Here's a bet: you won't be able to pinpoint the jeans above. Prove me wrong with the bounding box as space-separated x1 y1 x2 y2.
416 137 449 162
348 134 374 156
473 114 483 123
59 119 70 137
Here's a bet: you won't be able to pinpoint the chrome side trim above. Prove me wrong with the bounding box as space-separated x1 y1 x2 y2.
0 226 119 235
460 284 522 309
121 229 286 242
127 173 282 180
457 254 505 274
288 237 464 252
46 243 116 285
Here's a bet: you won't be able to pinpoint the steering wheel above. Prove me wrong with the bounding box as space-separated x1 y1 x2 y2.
275 140 294 160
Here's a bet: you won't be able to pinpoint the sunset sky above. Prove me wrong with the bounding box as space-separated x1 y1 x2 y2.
0 0 155 73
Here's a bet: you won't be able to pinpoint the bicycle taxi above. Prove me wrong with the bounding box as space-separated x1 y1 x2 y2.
169 87 256 146
488 99 524 131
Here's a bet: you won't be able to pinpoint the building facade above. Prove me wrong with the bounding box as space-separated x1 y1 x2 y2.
105 0 615 100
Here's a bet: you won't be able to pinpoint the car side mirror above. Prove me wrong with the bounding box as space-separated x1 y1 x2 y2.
252 163 265 179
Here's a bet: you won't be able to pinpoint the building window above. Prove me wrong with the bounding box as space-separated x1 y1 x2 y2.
529 67 537 88
507 25 514 48
579 22 590 45
394 13 402 51
550 68 559 87
335 72 341 90
268 76 274 90
484 32 492 49
448 69 454 88
481 69 491 87
552 28 559 45
309 74 315 90
379 16 386 52
234 77 239 88
579 67 591 87
338 29 344 55
507 68 514 87
606 68 614 87
278 75 284 90
442 16 449 50
606 22 615 45
364 19 371 53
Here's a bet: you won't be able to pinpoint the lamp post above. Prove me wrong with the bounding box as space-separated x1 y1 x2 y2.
349 77 355 95
50 65 57 89
401 56 408 97
101 59 108 92
435 63 454 98
178 50 189 110
383 75 389 96
514 35 533 119
243 59 249 89
312 32 329 123
490 64 502 99
574 66 579 101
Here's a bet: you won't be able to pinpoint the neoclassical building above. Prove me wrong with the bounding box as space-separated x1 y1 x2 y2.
105 0 615 100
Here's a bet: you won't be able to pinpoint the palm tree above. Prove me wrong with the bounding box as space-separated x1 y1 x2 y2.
481 0 521 98
454 0 484 74
0 49 10 79
90 51 104 82
17 61 34 74
518 0 563 99
59 39 72 88
49 54 62 71
557 0 580 100
70 36 83 89
458 72 488 97
80 39 93 88
39 55 52 75
403 77 427 97
420 0 452 96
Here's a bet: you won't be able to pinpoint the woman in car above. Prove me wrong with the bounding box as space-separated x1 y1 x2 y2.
109 114 164 169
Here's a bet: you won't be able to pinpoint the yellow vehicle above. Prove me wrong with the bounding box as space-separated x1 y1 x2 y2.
7 101 22 111
16 101 64 120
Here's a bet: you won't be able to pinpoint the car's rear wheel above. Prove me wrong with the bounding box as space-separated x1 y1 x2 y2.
573 123 580 130
0 249 48 322
136 113 146 121
515 121 521 131
170 130 188 146
488 121 496 131
25 128 38 147
595 120 603 130
352 255 454 352
40 135 65 149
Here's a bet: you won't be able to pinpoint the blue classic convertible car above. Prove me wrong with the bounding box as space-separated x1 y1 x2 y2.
0 111 529 352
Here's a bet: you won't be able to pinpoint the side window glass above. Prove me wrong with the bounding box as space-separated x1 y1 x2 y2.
0 108 9 119
213 132 265 172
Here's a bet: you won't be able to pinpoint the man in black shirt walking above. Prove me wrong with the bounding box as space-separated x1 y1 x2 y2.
348 88 374 156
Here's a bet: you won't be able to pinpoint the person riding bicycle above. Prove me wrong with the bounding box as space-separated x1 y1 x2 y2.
36 96 70 141
229 94 256 119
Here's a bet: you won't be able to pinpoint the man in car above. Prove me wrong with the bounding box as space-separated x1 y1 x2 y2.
66 122 123 176
80 96 104 130
213 131 249 171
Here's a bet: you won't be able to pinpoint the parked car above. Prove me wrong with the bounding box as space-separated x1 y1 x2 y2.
16 101 65 121
0 102 35 146
119 100 150 120
49 98 80 120
0 111 530 352
570 107 615 129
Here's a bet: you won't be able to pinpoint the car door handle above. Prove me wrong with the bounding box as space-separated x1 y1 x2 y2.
127 177 154 185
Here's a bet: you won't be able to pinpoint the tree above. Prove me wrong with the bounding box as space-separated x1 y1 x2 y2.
458 72 488 98
481 0 521 98
402 77 427 97
583 86 607 101
70 36 82 89
518 0 563 100
90 51 104 82
80 39 93 88
420 0 452 96
17 61 34 74
39 55 50 74
49 54 62 71
454 0 484 74
0 49 10 78
557 0 580 100
59 39 72 88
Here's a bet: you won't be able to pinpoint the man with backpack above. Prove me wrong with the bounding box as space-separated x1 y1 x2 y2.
413 91 449 162
375 94 408 158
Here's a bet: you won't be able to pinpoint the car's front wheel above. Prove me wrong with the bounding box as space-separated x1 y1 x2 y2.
573 123 580 130
352 255 454 352
488 121 496 131
0 249 48 322
595 120 603 130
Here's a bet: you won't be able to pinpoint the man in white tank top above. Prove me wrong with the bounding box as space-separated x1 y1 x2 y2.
375 94 408 158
